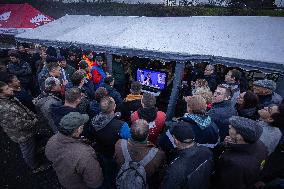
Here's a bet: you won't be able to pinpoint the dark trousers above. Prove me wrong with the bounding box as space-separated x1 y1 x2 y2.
97 154 117 189
19 136 39 169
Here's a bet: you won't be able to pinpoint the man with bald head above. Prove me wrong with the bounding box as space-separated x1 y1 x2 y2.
114 119 165 187
91 96 131 188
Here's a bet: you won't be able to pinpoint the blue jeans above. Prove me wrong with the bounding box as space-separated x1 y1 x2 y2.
19 136 39 169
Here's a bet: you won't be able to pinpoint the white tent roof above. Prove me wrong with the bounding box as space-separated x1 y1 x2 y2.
16 15 284 73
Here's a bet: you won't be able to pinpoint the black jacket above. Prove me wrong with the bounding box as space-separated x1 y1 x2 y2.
213 141 268 189
91 113 130 157
237 107 259 120
7 61 32 86
204 74 219 92
51 104 80 129
161 145 213 189
118 99 142 122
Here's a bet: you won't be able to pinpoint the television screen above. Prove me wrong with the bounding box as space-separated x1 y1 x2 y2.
136 68 167 90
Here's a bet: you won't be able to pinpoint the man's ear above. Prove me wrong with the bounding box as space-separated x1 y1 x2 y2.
266 117 274 123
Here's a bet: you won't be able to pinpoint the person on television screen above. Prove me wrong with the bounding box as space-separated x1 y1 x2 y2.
144 73 152 86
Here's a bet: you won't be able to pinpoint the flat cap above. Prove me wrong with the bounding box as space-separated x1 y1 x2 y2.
229 116 263 143
253 79 277 91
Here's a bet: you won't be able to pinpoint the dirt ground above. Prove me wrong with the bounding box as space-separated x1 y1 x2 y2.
0 128 61 189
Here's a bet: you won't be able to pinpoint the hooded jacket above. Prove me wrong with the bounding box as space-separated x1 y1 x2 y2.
91 113 130 157
131 107 166 144
181 113 219 148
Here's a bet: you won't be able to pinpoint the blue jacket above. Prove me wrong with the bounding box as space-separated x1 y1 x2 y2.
208 100 237 141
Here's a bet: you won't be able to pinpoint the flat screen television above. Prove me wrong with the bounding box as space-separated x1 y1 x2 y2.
136 68 167 90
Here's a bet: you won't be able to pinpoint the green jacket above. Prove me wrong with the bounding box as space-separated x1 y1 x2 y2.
0 97 38 143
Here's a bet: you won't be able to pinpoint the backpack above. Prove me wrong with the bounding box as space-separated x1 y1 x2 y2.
116 140 158 189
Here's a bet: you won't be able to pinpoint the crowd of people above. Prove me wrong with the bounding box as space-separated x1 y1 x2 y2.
0 43 284 189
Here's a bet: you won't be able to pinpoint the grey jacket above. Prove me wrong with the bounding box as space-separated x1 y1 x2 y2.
258 121 282 155
45 133 103 189
34 93 62 133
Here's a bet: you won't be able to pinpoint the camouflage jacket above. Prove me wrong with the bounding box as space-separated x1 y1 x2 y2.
0 96 38 143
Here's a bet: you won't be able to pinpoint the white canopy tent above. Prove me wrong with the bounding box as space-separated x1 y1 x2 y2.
16 15 284 73
16 15 284 118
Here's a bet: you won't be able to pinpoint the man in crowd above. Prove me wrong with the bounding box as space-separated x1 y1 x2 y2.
7 50 32 91
115 119 165 188
35 50 47 77
90 96 130 188
131 92 166 144
88 87 109 118
203 64 219 92
34 77 63 133
38 61 62 92
256 100 284 188
214 116 267 189
0 81 48 173
101 76 122 106
0 73 35 112
257 105 282 155
91 56 107 89
82 50 95 69
181 95 219 148
51 87 83 129
208 84 237 141
224 69 241 105
71 70 95 100
78 60 92 80
112 55 126 97
45 112 104 189
58 56 75 79
91 96 130 157
119 81 143 122
161 123 213 189
253 79 283 108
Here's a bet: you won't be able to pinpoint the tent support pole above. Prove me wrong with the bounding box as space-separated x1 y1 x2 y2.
166 62 185 121
106 53 113 74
